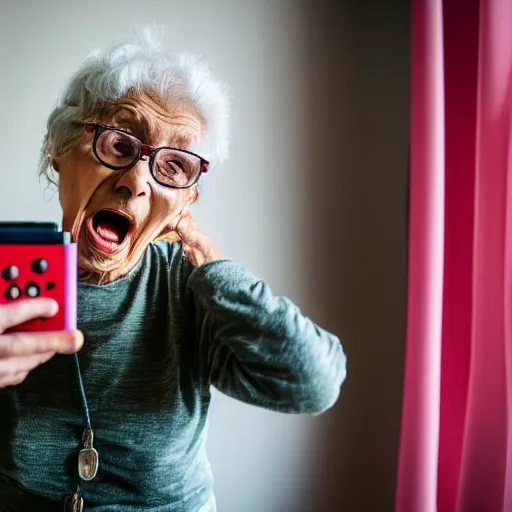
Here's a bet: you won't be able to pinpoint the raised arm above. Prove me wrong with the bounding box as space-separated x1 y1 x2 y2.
188 260 347 414
176 212 347 414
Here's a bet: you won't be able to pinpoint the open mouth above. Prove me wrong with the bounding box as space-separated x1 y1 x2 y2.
86 209 133 254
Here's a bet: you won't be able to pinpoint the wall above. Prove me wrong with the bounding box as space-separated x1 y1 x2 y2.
299 2 410 510
0 1 409 510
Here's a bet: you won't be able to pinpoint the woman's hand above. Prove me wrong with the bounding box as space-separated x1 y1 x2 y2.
175 211 222 268
0 299 83 388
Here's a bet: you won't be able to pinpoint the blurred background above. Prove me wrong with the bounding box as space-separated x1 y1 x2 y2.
0 0 409 510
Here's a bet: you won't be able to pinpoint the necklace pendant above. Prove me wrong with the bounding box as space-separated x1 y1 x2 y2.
78 448 99 480
78 428 99 481
63 487 83 512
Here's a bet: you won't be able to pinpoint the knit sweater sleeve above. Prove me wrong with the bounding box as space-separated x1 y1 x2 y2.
185 258 347 414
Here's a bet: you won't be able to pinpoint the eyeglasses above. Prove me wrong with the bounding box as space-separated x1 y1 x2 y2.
81 123 209 189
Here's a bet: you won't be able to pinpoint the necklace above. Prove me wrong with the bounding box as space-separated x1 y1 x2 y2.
63 353 99 511
74 353 99 481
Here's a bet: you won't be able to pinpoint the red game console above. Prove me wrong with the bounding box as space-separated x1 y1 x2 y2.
0 223 77 332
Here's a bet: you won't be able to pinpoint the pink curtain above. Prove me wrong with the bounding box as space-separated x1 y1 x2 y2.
396 1 512 511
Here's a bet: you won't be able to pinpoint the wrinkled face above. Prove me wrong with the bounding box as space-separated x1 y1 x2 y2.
53 92 203 284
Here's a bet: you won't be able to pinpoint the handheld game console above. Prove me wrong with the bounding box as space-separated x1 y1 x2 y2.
0 222 77 332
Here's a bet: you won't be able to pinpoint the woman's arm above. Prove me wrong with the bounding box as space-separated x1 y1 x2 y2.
175 212 347 414
188 260 347 414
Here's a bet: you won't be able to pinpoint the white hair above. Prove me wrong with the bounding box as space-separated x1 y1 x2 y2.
39 24 232 186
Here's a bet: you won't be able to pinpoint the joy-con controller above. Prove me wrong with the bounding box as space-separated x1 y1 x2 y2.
0 244 77 332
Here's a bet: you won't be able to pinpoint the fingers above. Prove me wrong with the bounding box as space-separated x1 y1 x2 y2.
0 351 55 377
175 212 210 249
176 215 216 252
0 371 29 388
181 241 193 257
181 242 198 267
0 302 84 390
175 212 222 267
0 330 83 358
0 299 59 334
0 351 56 388
175 213 198 244
0 330 83 389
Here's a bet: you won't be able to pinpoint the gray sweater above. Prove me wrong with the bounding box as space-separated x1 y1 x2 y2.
0 242 347 511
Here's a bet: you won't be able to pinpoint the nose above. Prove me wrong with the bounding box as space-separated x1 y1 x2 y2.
114 159 151 199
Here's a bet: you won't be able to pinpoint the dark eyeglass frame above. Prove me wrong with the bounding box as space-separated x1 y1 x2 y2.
81 122 209 190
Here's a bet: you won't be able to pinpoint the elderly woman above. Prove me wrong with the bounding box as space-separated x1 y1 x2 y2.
0 28 346 511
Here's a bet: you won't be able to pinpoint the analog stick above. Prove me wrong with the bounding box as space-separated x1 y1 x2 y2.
1 265 19 281
4 284 21 300
31 258 48 274
25 282 40 298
